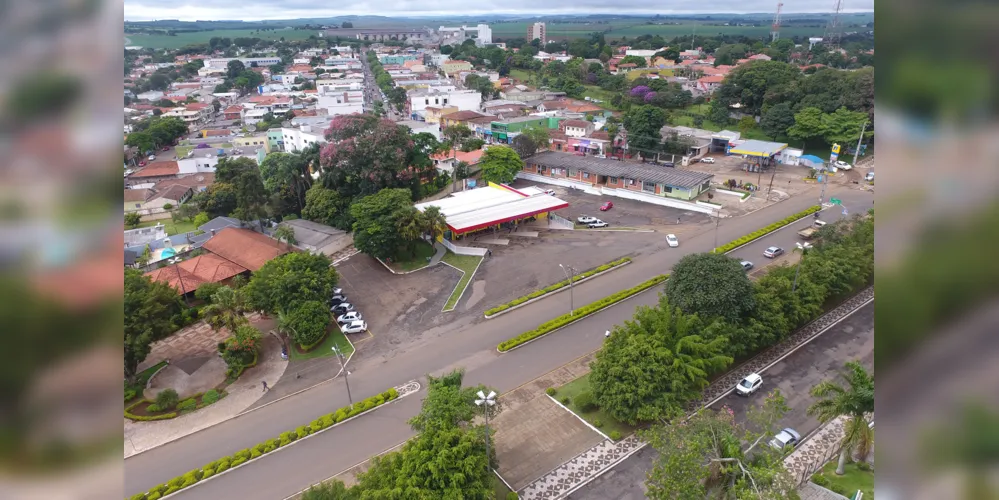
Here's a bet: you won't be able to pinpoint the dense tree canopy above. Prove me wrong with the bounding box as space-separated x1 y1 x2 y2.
590 297 732 424
478 146 524 185
242 252 338 315
124 269 184 380
664 253 756 324
285 300 331 348
622 105 667 157
350 188 421 260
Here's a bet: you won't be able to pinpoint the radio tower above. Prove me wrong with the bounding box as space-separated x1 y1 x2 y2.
771 2 784 42
825 0 844 49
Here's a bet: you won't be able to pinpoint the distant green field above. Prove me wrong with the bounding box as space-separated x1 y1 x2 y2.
605 24 829 39
125 28 321 49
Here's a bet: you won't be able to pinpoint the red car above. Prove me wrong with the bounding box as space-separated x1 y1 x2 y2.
138 160 147 167
162 146 170 152
600 201 613 211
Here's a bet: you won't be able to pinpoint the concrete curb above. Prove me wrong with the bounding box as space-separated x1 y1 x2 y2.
144 360 171 391
716 205 826 256
440 254 485 313
483 261 632 320
546 394 612 442
153 381 422 500
375 256 434 275
496 281 665 353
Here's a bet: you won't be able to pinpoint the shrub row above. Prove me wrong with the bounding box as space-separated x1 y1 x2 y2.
124 399 177 422
126 390 227 422
225 350 259 380
127 387 400 500
497 274 668 352
712 205 821 254
485 257 632 317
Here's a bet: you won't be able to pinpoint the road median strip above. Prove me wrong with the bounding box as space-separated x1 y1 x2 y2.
484 257 632 318
712 205 821 254
128 384 412 500
497 274 668 352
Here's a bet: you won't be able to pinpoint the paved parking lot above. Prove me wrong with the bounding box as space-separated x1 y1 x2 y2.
335 254 460 354
509 179 712 229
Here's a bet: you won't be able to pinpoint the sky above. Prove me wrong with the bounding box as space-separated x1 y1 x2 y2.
124 1 874 22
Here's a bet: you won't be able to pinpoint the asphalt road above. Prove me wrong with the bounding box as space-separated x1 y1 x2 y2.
568 301 875 500
125 188 874 498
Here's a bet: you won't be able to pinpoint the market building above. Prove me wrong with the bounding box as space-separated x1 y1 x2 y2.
415 182 568 239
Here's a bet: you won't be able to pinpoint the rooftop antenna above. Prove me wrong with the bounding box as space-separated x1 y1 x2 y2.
771 2 784 42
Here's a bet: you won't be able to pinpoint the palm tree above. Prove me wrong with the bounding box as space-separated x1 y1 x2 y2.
396 210 423 258
807 361 875 475
274 225 297 246
202 286 249 333
420 206 448 242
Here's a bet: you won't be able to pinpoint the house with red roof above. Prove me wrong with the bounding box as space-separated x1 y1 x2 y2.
696 75 726 93
431 148 486 176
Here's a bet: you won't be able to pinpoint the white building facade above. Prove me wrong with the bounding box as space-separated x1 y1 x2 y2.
408 89 482 115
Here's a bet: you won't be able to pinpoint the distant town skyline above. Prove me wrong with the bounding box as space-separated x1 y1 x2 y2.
124 1 874 23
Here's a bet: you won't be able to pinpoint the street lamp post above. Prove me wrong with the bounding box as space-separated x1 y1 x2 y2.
475 390 497 475
559 264 576 315
713 213 721 252
331 344 353 409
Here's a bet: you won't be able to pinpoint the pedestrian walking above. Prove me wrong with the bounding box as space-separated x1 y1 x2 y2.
262 381 268 392
487 249 492 256
676 217 681 224
605 330 611 338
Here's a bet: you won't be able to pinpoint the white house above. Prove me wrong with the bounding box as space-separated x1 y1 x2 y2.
408 89 482 115
243 108 270 125
397 120 442 141
204 57 282 69
177 146 262 174
317 92 364 116
136 90 165 101
279 126 326 152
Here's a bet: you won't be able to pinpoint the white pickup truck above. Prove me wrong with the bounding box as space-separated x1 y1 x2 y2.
797 219 828 240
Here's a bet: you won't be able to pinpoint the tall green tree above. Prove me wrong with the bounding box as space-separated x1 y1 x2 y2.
319 114 417 202
242 252 338 315
212 157 268 223
124 269 183 381
623 105 667 157
420 205 448 241
642 391 797 499
301 184 350 229
590 297 732 424
664 253 756 324
201 285 249 333
714 60 802 118
760 103 795 140
478 145 524 185
285 300 330 348
350 188 421 260
807 361 875 475
259 152 312 215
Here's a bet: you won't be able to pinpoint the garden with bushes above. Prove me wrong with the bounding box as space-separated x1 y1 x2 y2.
485 257 632 317
128 387 400 500
126 388 227 422
497 274 668 352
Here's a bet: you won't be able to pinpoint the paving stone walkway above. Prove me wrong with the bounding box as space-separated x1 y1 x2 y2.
137 312 265 372
517 286 875 499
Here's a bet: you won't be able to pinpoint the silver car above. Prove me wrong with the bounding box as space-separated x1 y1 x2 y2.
769 428 802 450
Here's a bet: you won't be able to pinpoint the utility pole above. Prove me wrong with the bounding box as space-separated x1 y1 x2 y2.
852 121 868 167
713 214 721 252
332 344 353 409
559 264 576 315
766 160 779 199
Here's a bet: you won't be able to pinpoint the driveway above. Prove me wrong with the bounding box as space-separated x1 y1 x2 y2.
124 187 874 499
567 302 875 500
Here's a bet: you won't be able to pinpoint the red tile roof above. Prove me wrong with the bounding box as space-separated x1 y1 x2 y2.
442 110 489 122
562 119 591 129
145 254 247 294
201 227 292 271
124 188 154 203
131 161 180 178
698 75 725 84
186 103 211 111
432 149 486 164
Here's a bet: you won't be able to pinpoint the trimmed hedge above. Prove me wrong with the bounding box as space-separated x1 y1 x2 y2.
497 274 668 352
127 387 401 500
485 257 632 316
124 399 177 422
712 205 821 254
226 350 259 380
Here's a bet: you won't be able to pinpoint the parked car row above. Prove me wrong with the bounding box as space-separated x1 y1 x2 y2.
329 288 367 334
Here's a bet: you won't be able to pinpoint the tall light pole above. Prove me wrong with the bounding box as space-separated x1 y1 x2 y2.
559 264 576 315
712 212 721 252
475 390 497 475
332 344 353 409
852 120 868 167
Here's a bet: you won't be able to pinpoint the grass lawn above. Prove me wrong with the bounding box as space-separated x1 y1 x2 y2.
509 68 534 83
441 251 483 311
387 240 436 272
135 218 198 236
581 86 622 111
125 360 168 402
626 69 674 80
289 327 354 361
813 461 874 499
554 373 636 440
174 145 192 158
126 27 320 49
491 473 513 499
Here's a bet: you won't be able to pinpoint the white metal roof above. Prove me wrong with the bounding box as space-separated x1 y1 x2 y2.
416 185 568 234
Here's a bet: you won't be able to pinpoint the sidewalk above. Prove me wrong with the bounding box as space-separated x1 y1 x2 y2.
124 334 288 458
517 287 875 499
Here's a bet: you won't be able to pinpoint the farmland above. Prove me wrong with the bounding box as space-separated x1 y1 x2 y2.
125 28 321 49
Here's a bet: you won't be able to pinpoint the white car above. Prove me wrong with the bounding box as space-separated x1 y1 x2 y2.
588 220 609 228
700 157 716 164
543 189 556 196
577 215 599 224
865 171 874 182
336 311 362 324
665 234 679 247
148 155 156 161
341 320 367 334
834 160 853 170
769 428 802 450
735 373 763 396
